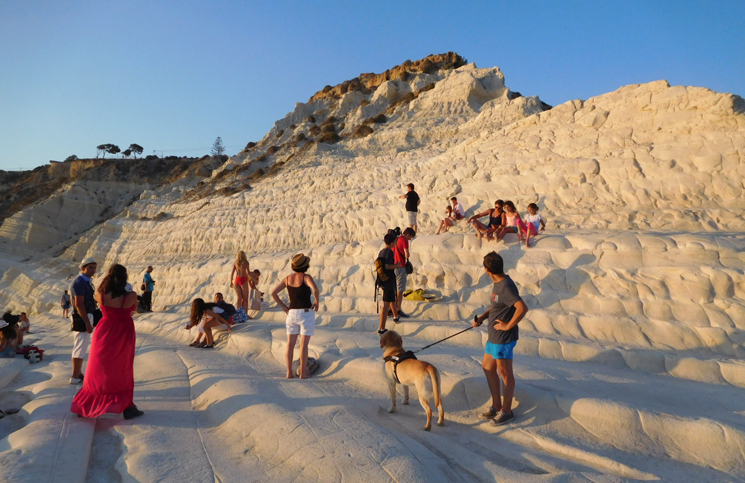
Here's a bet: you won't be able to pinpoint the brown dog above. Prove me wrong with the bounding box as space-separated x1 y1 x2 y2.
380 330 444 430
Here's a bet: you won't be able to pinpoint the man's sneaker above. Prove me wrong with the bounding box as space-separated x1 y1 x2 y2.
377 329 388 336
393 316 400 323
123 405 144 420
491 411 515 426
398 311 410 318
479 406 498 419
69 376 83 385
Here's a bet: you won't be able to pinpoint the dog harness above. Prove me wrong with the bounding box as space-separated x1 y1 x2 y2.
383 350 417 384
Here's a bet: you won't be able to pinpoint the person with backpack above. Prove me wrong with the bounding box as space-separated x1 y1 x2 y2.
394 228 416 318
376 232 401 336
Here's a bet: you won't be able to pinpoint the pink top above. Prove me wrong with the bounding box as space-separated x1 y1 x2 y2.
505 214 519 227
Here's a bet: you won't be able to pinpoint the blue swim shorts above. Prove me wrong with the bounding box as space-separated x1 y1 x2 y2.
484 340 517 360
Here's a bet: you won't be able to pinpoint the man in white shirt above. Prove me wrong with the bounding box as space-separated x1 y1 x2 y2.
450 197 466 220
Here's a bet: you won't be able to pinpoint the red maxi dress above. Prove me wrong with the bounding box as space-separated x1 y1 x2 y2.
71 297 136 417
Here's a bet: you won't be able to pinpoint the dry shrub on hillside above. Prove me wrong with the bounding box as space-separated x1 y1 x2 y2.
352 125 374 138
321 124 336 134
360 99 370 107
372 113 387 123
250 168 265 180
275 130 284 139
294 133 306 144
289 124 296 129
309 125 321 136
318 132 341 144
306 115 316 123
266 145 279 155
321 116 338 126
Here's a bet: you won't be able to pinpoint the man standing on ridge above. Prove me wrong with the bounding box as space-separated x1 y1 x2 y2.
393 228 415 318
143 266 155 312
399 183 420 233
70 258 98 385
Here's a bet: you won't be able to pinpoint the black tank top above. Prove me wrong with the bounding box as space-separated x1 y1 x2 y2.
287 276 312 309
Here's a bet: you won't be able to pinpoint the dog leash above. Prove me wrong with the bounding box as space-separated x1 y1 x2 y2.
410 322 476 355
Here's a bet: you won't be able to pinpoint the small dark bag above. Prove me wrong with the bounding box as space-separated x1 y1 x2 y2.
405 261 414 275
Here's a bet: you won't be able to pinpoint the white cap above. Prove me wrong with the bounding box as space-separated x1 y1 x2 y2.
125 283 133 292
79 257 97 269
0 320 7 330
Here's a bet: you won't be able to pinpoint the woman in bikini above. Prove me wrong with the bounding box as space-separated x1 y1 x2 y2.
270 254 320 379
230 251 251 312
468 200 504 240
495 200 522 242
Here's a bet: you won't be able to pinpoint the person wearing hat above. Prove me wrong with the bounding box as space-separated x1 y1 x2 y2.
69 257 98 384
270 253 320 379
142 266 155 312
0 318 17 358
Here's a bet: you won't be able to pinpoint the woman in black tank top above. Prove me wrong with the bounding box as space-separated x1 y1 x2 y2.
271 253 320 379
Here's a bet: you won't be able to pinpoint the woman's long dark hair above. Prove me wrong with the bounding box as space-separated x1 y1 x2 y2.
98 264 128 298
189 298 218 328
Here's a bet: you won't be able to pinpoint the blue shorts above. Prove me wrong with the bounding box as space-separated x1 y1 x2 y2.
485 340 516 360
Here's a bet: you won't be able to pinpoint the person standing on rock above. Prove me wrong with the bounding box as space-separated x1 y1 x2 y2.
69 258 98 385
394 228 416 318
230 251 251 313
376 232 400 335
71 264 144 420
399 183 420 233
472 251 528 426
142 266 155 312
270 254 320 379
61 290 71 318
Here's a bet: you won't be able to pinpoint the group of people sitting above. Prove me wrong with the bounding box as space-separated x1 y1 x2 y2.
0 312 31 358
437 198 546 248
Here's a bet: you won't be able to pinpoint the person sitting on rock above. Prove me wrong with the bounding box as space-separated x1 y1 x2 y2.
517 203 546 248
436 205 457 235
494 200 521 242
0 319 17 358
450 197 466 221
469 200 504 240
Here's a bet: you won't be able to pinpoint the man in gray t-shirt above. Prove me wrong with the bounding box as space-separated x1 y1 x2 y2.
472 251 528 426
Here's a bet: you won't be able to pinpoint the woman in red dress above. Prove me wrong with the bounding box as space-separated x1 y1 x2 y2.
71 264 144 420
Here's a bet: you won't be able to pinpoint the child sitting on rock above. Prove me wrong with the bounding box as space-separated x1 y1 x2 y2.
436 205 457 234
518 203 546 248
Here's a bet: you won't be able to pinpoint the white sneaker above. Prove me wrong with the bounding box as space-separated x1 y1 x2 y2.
69 376 83 385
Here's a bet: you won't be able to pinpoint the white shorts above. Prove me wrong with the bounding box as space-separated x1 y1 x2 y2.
72 331 90 359
285 309 315 336
198 318 228 334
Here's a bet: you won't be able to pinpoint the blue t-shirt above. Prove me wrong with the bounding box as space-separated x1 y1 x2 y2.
487 276 523 345
144 272 154 292
69 274 96 315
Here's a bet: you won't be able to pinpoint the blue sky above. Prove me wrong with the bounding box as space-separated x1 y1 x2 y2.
1 1 743 171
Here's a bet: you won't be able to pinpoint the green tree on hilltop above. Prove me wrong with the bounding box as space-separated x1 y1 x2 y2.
212 137 225 156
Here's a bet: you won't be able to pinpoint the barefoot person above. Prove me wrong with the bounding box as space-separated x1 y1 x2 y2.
472 251 528 425
436 205 457 235
71 264 144 420
469 200 504 240
270 254 320 379
517 203 546 248
494 200 521 242
230 251 251 312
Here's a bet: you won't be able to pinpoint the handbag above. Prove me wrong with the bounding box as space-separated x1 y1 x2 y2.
140 283 146 292
71 313 87 332
92 308 103 327
405 261 414 275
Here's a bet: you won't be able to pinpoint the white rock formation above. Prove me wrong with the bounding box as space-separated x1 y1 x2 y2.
1 61 744 482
